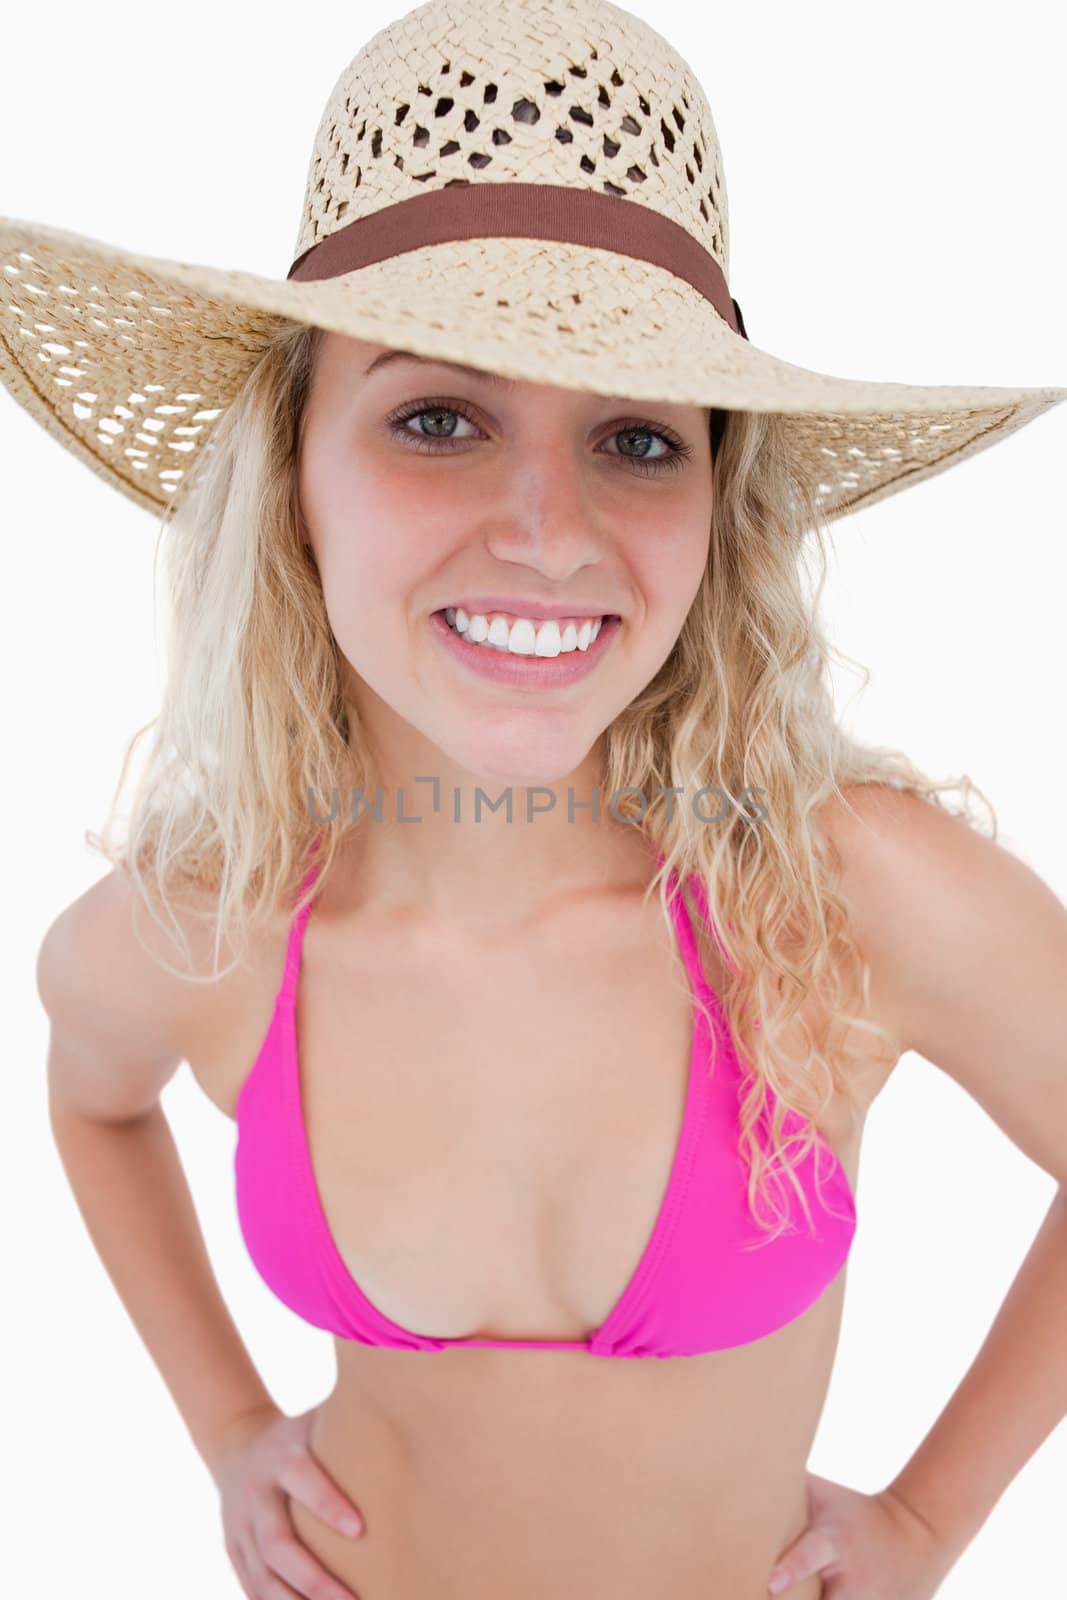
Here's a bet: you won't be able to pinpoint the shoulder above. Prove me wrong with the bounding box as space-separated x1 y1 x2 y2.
36 867 254 1121
816 779 974 867
812 781 1039 1055
815 779 999 903
818 787 1067 1185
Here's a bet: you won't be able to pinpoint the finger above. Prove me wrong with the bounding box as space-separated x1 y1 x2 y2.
276 1451 365 1538
225 1534 256 1600
253 1519 361 1600
227 1536 255 1600
768 1526 839 1594
242 1532 306 1599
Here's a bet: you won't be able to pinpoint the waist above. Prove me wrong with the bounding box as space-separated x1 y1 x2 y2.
292 1346 829 1600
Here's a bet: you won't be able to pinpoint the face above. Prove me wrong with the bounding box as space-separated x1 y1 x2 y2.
297 332 713 792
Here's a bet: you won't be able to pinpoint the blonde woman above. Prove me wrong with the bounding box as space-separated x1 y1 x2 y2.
9 2 1067 1598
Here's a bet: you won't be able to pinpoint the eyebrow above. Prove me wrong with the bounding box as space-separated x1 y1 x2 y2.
363 349 517 389
361 349 656 411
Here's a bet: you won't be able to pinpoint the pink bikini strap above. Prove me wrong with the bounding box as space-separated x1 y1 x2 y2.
278 833 325 1004
668 855 766 1039
660 858 706 1002
656 850 740 980
685 870 740 978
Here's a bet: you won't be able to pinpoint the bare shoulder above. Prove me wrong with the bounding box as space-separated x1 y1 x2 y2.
36 867 253 1122
818 784 1067 1187
815 780 998 903
812 780 1000 1055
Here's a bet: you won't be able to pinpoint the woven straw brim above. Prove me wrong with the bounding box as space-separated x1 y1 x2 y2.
2 215 1064 523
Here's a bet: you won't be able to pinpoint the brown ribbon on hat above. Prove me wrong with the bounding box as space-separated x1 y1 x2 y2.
287 182 747 339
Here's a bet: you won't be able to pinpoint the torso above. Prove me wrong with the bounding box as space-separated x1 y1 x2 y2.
178 840 900 1600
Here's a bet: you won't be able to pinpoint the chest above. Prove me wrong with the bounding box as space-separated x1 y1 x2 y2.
298 907 706 1339
189 887 881 1343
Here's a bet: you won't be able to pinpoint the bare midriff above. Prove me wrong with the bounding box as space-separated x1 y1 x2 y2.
288 1302 842 1599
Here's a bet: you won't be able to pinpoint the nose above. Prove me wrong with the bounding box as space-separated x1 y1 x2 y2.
480 441 611 585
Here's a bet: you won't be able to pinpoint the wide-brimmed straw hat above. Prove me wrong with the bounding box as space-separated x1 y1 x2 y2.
1 0 1063 523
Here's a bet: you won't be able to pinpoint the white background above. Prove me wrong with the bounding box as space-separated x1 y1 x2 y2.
2 1 1065 1596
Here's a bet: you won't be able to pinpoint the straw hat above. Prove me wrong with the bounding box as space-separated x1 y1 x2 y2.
1 0 1063 523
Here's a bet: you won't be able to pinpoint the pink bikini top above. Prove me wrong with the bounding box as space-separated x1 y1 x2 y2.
233 849 856 1358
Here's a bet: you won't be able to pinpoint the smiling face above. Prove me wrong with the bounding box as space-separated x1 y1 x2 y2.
297 331 714 791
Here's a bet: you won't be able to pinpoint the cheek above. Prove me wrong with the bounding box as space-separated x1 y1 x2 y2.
628 515 710 625
680 529 712 611
308 511 443 679
302 454 428 604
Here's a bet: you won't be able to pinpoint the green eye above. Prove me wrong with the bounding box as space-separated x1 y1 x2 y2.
386 399 693 476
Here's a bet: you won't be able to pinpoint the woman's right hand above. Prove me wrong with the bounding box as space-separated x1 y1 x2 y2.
209 1401 366 1600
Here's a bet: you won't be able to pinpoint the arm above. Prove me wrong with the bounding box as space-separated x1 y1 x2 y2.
885 1183 1067 1555
38 871 277 1481
825 784 1067 1557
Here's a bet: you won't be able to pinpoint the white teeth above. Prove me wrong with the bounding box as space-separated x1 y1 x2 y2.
443 607 607 657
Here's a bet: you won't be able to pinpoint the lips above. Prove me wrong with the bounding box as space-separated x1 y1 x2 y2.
430 607 621 686
437 600 622 623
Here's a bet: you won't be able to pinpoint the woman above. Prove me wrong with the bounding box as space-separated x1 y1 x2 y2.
11 1 1067 1597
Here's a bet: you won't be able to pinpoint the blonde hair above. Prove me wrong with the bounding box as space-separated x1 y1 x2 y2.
88 315 997 1242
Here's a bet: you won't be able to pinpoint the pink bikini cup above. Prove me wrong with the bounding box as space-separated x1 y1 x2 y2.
234 852 856 1357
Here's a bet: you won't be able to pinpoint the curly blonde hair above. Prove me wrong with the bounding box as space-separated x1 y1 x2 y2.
87 315 997 1242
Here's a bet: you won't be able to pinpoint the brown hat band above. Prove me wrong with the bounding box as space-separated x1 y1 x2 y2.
286 182 747 339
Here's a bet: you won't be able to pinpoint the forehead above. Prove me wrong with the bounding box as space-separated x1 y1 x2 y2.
362 346 520 391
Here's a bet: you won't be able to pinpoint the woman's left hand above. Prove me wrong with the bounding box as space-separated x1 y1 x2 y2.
766 1472 962 1597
